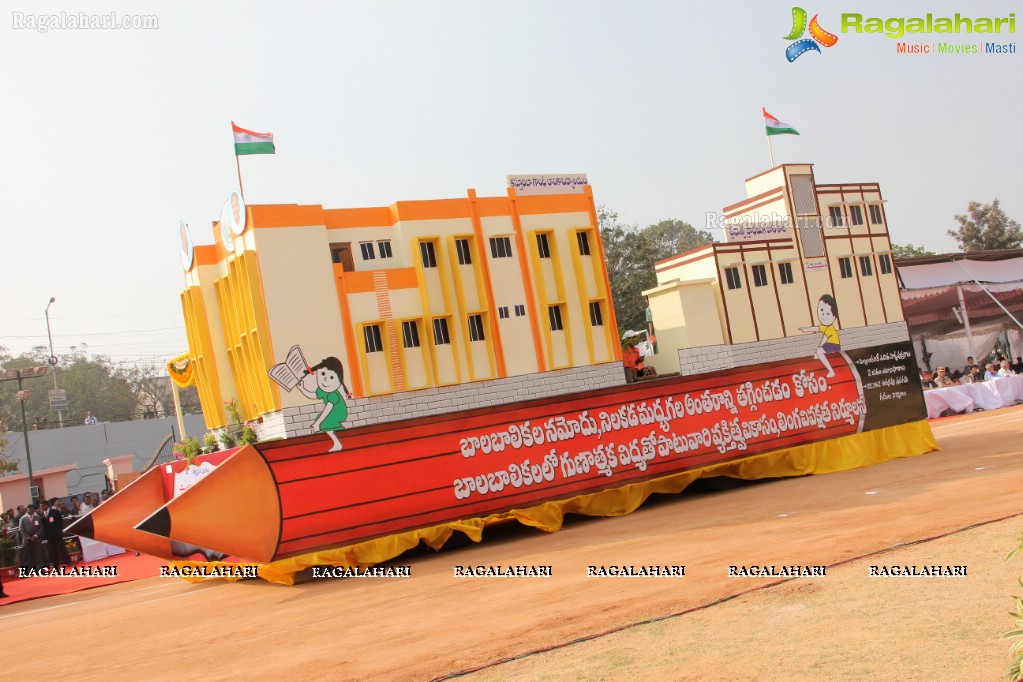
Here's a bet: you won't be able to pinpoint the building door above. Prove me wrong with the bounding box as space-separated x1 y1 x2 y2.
330 242 355 272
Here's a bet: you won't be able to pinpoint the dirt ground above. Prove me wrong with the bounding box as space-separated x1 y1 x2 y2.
3 406 1023 681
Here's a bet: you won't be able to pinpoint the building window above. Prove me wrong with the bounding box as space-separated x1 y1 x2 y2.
548 305 564 331
401 320 420 348
828 206 844 228
724 267 742 290
778 261 794 285
514 304 526 317
859 255 873 277
359 242 376 260
576 231 591 256
839 257 853 279
498 306 509 319
849 205 864 226
489 236 512 258
377 240 393 258
536 233 551 258
468 314 486 342
419 241 437 268
879 253 893 275
589 301 603 326
363 325 383 353
432 318 450 345
869 204 884 225
752 264 768 287
455 238 472 265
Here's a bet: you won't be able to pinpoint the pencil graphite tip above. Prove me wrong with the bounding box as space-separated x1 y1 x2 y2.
66 513 95 539
136 507 172 538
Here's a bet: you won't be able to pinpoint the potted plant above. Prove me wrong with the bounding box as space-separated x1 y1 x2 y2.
202 432 219 455
219 430 237 450
239 423 258 445
173 437 202 465
0 535 18 578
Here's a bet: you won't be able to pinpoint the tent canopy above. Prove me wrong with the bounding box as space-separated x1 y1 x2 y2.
896 249 1023 339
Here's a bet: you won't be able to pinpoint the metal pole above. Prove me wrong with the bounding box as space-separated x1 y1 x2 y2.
235 154 245 200
951 260 1023 332
956 285 976 359
18 375 36 502
45 297 63 427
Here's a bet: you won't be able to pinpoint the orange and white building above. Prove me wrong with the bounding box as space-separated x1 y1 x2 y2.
180 181 624 439
646 164 910 375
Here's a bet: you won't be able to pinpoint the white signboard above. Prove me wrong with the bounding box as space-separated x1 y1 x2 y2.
507 174 589 196
49 389 67 411
804 257 829 272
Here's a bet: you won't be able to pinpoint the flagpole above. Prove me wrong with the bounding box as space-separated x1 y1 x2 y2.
767 134 775 168
235 153 245 200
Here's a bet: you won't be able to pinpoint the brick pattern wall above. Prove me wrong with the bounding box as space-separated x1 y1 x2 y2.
256 362 626 440
676 322 911 376
254 411 288 442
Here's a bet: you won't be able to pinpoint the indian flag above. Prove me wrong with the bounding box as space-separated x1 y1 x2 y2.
232 122 275 155
763 108 799 136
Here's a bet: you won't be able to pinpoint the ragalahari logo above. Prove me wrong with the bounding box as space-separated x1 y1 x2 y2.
784 7 839 61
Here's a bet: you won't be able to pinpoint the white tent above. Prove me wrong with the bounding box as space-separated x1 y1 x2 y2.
896 249 1023 370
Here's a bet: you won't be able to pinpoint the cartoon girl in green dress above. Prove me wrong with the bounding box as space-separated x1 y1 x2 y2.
297 356 350 452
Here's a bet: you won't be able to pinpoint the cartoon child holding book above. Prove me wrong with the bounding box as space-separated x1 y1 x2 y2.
296 356 351 453
800 294 840 379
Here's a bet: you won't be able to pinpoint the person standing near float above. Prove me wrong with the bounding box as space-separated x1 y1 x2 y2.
800 294 840 379
296 356 351 453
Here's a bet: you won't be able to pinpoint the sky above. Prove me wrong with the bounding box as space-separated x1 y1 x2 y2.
1 0 1019 369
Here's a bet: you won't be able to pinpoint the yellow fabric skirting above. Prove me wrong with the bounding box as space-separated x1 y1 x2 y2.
170 419 937 585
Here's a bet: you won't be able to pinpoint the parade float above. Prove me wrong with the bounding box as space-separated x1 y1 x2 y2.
70 166 935 584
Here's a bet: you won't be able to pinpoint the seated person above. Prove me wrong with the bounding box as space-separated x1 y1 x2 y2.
920 370 937 389
998 360 1017 377
933 367 958 388
1014 357 1023 374
621 334 641 383
962 356 980 376
961 365 984 384
984 363 1000 381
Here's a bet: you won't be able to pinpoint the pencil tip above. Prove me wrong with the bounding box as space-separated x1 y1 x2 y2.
136 507 172 538
66 513 95 539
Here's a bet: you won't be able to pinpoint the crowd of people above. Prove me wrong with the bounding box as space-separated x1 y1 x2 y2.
920 355 1023 389
0 491 108 599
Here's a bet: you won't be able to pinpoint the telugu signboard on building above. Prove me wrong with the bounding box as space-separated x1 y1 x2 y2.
507 174 589 196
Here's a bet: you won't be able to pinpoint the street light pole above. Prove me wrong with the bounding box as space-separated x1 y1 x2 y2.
2 366 47 503
45 296 63 427
17 375 36 502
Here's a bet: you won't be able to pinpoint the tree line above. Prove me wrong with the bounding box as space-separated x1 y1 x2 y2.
0 345 201 471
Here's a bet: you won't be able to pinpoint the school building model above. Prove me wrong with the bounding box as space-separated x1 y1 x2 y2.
81 165 932 576
644 163 912 377
179 182 624 439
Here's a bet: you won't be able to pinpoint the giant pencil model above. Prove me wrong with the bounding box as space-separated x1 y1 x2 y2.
135 346 933 566
66 450 237 560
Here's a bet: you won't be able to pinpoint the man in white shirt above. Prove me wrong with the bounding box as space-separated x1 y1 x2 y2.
83 412 97 425
78 493 95 516
998 360 1017 377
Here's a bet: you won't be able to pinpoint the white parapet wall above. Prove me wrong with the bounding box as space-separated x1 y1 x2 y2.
676 322 912 376
255 362 626 441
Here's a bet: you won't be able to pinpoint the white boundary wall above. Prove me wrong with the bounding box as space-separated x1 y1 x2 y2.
676 322 911 376
256 362 625 441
